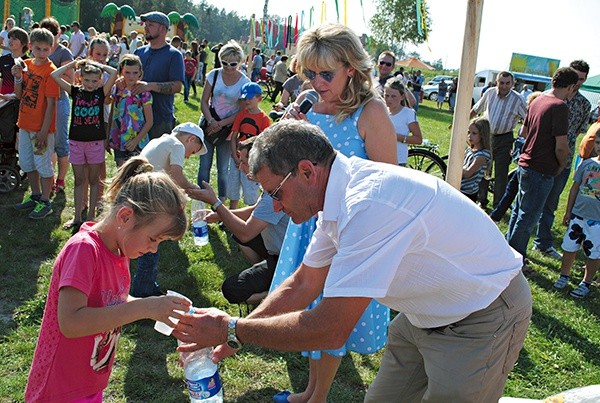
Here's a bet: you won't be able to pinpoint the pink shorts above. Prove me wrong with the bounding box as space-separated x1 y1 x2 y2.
68 140 106 165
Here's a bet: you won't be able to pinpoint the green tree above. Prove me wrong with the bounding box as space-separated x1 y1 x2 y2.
370 0 430 47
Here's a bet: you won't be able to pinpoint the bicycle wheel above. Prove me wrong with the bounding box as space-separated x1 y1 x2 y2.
258 81 272 98
406 148 447 180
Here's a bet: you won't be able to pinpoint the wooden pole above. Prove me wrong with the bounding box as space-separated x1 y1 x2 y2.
445 0 485 189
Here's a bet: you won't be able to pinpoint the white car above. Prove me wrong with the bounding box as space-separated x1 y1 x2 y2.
423 80 454 101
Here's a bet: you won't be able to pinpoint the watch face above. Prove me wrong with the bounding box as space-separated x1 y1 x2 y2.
227 339 241 349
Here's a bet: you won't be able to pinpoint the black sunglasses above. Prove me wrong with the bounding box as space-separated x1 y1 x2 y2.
379 61 393 67
221 60 239 67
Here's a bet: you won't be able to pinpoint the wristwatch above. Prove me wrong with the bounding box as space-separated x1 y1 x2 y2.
211 199 223 212
227 317 242 350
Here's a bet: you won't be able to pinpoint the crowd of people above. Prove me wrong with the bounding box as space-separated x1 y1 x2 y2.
2 9 597 403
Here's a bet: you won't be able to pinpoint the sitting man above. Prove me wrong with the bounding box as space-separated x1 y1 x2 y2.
187 137 289 305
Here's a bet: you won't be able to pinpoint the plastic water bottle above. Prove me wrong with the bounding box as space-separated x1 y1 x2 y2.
191 199 209 246
181 346 223 402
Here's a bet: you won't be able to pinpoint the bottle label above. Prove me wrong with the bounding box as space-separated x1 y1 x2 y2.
186 368 222 399
192 222 208 238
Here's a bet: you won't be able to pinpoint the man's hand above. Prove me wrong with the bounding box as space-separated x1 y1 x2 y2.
186 181 219 205
131 81 150 96
212 343 239 363
173 307 230 352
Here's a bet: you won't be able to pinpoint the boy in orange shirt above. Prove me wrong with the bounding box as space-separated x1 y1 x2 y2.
228 82 270 209
12 28 59 219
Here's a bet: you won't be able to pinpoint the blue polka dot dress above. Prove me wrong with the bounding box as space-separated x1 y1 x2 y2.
270 105 389 359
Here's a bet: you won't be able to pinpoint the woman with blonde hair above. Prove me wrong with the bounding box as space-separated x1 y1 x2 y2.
270 23 397 403
197 40 250 209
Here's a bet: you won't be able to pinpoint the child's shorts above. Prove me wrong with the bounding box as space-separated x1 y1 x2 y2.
561 214 600 259
69 140 105 165
17 129 54 178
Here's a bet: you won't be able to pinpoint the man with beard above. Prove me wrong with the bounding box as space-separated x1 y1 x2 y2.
134 11 184 140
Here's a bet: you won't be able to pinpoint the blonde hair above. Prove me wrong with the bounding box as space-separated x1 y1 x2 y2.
218 40 244 63
295 23 376 122
76 60 102 78
103 157 187 240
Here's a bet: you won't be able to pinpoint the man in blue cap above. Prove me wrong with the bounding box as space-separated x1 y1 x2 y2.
133 11 184 140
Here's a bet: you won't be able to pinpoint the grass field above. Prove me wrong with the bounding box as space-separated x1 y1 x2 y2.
0 88 599 402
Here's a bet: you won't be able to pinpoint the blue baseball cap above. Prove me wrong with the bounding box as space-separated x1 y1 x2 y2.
140 12 170 28
240 82 262 99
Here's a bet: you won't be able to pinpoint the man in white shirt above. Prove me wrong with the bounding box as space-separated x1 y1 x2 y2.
68 21 86 58
471 71 527 208
174 120 532 402
129 31 139 54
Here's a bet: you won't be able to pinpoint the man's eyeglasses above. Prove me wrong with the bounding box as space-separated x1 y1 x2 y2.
379 61 393 67
304 68 336 83
221 60 239 67
267 171 293 201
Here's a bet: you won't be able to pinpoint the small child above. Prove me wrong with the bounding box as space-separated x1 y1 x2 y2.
24 157 191 402
51 59 117 228
461 117 491 202
12 28 60 219
131 122 207 297
0 27 28 96
183 50 197 103
108 54 153 166
228 82 270 209
553 129 600 298
108 36 120 68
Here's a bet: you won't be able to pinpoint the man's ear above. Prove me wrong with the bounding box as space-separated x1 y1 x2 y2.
297 159 316 181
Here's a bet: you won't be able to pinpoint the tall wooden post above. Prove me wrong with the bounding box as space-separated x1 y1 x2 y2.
446 0 485 189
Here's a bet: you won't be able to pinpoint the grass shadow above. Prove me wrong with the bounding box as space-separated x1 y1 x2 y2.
0 182 66 337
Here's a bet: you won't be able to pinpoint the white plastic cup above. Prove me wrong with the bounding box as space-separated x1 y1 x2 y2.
154 290 194 336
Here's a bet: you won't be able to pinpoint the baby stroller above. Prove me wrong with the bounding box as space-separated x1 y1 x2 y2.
0 98 23 193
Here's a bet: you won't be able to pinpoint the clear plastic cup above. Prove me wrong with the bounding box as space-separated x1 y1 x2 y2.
154 290 194 336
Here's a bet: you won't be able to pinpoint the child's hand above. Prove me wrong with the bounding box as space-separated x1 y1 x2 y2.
562 213 571 226
123 138 140 152
146 295 192 325
11 63 23 79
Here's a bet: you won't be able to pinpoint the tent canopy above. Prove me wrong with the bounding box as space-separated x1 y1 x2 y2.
582 74 600 93
395 57 435 71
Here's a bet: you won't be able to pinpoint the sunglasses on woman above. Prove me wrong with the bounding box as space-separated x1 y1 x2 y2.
303 68 336 83
221 60 239 67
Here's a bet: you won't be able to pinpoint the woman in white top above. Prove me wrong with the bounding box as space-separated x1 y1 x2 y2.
384 77 423 165
0 18 15 56
197 40 250 206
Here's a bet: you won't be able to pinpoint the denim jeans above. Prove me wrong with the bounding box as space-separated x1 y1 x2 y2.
489 168 519 221
54 97 71 158
412 91 421 113
533 166 571 250
197 139 231 198
479 132 514 208
131 250 160 297
506 166 555 261
183 75 193 101
449 93 456 112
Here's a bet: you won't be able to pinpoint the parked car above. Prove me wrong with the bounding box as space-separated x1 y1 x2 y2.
426 75 455 86
423 78 454 101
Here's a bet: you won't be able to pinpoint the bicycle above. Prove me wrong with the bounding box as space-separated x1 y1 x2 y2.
406 141 448 180
257 72 274 99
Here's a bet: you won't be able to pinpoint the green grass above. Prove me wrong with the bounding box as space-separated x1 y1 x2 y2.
0 91 599 402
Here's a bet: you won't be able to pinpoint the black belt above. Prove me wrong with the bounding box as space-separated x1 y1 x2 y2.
493 131 513 137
